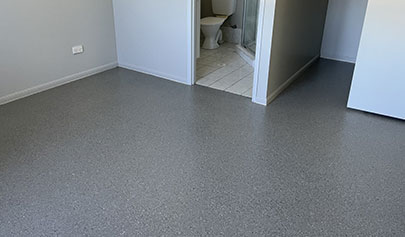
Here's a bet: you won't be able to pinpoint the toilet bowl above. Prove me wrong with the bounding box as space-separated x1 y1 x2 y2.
201 17 227 50
201 0 236 50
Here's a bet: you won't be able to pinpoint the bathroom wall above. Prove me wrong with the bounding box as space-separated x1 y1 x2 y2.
321 0 369 63
201 0 213 18
348 0 405 120
267 0 329 101
113 0 192 85
0 0 117 104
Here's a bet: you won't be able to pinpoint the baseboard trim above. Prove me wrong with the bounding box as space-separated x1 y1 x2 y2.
252 96 268 106
0 62 118 106
320 54 356 64
118 63 190 86
267 55 319 104
235 45 255 67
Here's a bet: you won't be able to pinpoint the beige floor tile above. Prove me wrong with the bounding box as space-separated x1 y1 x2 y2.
196 65 220 78
196 44 254 97
242 87 253 98
210 65 253 90
225 73 254 95
196 64 242 86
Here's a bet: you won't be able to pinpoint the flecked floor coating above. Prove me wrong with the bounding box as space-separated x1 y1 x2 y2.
0 59 404 236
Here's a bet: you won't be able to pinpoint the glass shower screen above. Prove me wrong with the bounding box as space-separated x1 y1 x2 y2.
242 0 260 54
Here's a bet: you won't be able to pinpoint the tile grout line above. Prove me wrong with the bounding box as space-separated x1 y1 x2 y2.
223 71 254 91
196 44 253 97
197 60 246 86
206 64 245 87
196 65 222 79
241 87 253 96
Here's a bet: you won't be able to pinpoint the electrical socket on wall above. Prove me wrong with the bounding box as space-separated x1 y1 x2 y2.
72 45 84 55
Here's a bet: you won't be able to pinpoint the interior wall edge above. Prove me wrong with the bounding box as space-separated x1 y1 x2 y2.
251 0 277 106
0 62 118 106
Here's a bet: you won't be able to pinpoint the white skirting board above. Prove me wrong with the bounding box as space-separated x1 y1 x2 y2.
118 63 191 86
0 62 118 106
267 55 319 104
320 53 356 64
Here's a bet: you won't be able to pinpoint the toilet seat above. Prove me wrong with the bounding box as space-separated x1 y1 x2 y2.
201 16 227 26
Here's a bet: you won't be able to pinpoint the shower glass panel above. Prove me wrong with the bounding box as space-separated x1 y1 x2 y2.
242 0 259 54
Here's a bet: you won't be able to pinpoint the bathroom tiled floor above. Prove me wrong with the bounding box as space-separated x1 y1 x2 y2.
196 43 254 98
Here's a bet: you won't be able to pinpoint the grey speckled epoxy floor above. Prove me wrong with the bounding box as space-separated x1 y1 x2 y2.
0 59 404 236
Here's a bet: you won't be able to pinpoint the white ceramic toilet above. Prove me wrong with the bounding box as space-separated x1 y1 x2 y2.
201 0 237 50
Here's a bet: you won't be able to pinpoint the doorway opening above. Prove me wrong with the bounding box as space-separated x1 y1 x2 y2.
194 0 260 99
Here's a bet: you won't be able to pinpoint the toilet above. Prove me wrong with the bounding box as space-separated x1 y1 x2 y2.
201 0 237 50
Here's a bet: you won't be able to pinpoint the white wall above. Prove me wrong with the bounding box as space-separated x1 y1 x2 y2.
321 0 368 63
348 0 405 120
266 0 328 101
0 0 117 104
113 0 193 85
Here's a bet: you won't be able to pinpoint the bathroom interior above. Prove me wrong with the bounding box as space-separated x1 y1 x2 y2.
196 0 259 98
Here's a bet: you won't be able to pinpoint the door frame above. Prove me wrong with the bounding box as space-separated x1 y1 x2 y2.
187 0 277 105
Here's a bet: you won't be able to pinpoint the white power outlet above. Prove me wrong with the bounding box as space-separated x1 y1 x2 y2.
72 45 84 55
